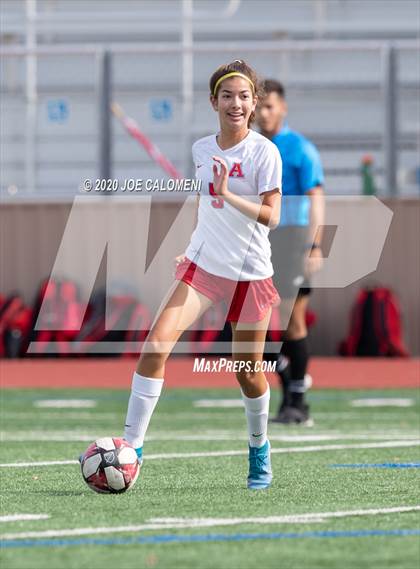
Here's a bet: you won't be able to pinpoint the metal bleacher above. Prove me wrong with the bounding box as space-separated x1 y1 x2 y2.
1 0 419 199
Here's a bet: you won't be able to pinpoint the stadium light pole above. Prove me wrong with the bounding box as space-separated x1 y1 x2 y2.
25 0 37 194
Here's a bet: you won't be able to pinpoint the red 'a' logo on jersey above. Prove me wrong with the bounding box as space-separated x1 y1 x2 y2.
229 163 244 178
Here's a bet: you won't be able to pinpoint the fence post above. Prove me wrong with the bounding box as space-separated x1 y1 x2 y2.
181 0 193 179
25 0 37 194
97 49 112 185
382 44 398 196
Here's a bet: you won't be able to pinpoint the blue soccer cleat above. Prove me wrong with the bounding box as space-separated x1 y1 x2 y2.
135 447 143 467
247 440 272 490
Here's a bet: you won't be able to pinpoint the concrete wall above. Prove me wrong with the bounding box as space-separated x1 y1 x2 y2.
1 197 418 355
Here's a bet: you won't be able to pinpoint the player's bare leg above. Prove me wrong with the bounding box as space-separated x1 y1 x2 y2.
137 280 213 378
287 294 309 339
232 310 273 489
124 281 212 460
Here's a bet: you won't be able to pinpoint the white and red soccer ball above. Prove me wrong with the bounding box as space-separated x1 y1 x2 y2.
80 437 139 494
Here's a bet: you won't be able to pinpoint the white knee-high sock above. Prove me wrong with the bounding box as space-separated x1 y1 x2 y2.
241 385 270 448
124 372 164 449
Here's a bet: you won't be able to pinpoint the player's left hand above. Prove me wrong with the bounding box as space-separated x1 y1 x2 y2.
304 246 324 276
212 156 229 196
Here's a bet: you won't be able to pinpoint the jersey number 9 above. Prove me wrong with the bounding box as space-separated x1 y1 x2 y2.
209 183 224 209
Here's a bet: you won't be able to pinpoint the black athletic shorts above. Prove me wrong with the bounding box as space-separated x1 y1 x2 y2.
269 226 312 300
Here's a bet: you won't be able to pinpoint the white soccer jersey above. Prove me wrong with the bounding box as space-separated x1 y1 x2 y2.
184 129 282 281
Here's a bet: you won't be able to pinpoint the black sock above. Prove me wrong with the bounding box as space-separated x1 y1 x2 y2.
285 337 309 408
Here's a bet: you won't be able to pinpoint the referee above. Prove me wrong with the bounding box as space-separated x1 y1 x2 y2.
257 79 325 425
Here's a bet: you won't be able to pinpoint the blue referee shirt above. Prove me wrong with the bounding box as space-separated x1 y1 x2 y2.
271 124 324 227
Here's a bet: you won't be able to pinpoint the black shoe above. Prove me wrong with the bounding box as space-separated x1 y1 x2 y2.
270 403 314 427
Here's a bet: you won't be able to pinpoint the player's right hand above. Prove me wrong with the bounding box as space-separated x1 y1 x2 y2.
212 155 229 196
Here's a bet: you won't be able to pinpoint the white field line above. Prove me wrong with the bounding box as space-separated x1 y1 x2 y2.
2 411 418 423
1 412 120 420
34 400 97 409
0 460 78 468
155 433 420 442
145 440 420 460
351 398 414 408
195 399 417 409
194 399 416 409
173 412 420 421
2 505 419 541
0 514 50 523
1 440 419 468
309 411 419 417
2 431 420 443
194 399 244 408
150 505 420 526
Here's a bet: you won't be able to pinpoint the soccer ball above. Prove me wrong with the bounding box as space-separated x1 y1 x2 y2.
80 437 139 494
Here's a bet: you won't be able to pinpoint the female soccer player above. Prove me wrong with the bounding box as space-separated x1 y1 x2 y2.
123 60 282 490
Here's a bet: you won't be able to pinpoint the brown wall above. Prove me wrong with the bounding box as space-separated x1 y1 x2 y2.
1 198 419 355
309 199 419 355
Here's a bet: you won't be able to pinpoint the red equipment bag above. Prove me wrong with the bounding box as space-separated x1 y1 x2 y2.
0 294 32 357
74 288 150 357
339 287 409 357
29 278 85 356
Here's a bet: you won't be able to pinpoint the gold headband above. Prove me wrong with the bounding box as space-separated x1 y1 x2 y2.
213 72 255 96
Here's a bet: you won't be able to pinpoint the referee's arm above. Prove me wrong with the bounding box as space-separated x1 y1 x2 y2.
307 185 324 248
299 140 325 271
305 186 325 274
300 138 325 273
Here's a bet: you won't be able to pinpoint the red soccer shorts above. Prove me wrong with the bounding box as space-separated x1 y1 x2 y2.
175 258 280 323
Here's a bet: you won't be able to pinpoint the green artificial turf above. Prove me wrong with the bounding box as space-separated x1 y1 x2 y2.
0 387 419 569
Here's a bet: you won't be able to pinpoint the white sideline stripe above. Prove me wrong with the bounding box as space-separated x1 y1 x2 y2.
2 412 118 420
1 440 419 468
312 412 418 417
34 400 97 409
150 505 420 526
194 399 244 408
172 412 420 421
197 398 418 409
3 432 420 443
351 398 414 408
0 523 178 540
0 460 78 468
0 514 50 523
145 440 420 460
3 411 417 422
2 506 419 541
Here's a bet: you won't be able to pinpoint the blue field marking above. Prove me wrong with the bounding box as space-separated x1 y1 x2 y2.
1 529 420 549
330 463 420 469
